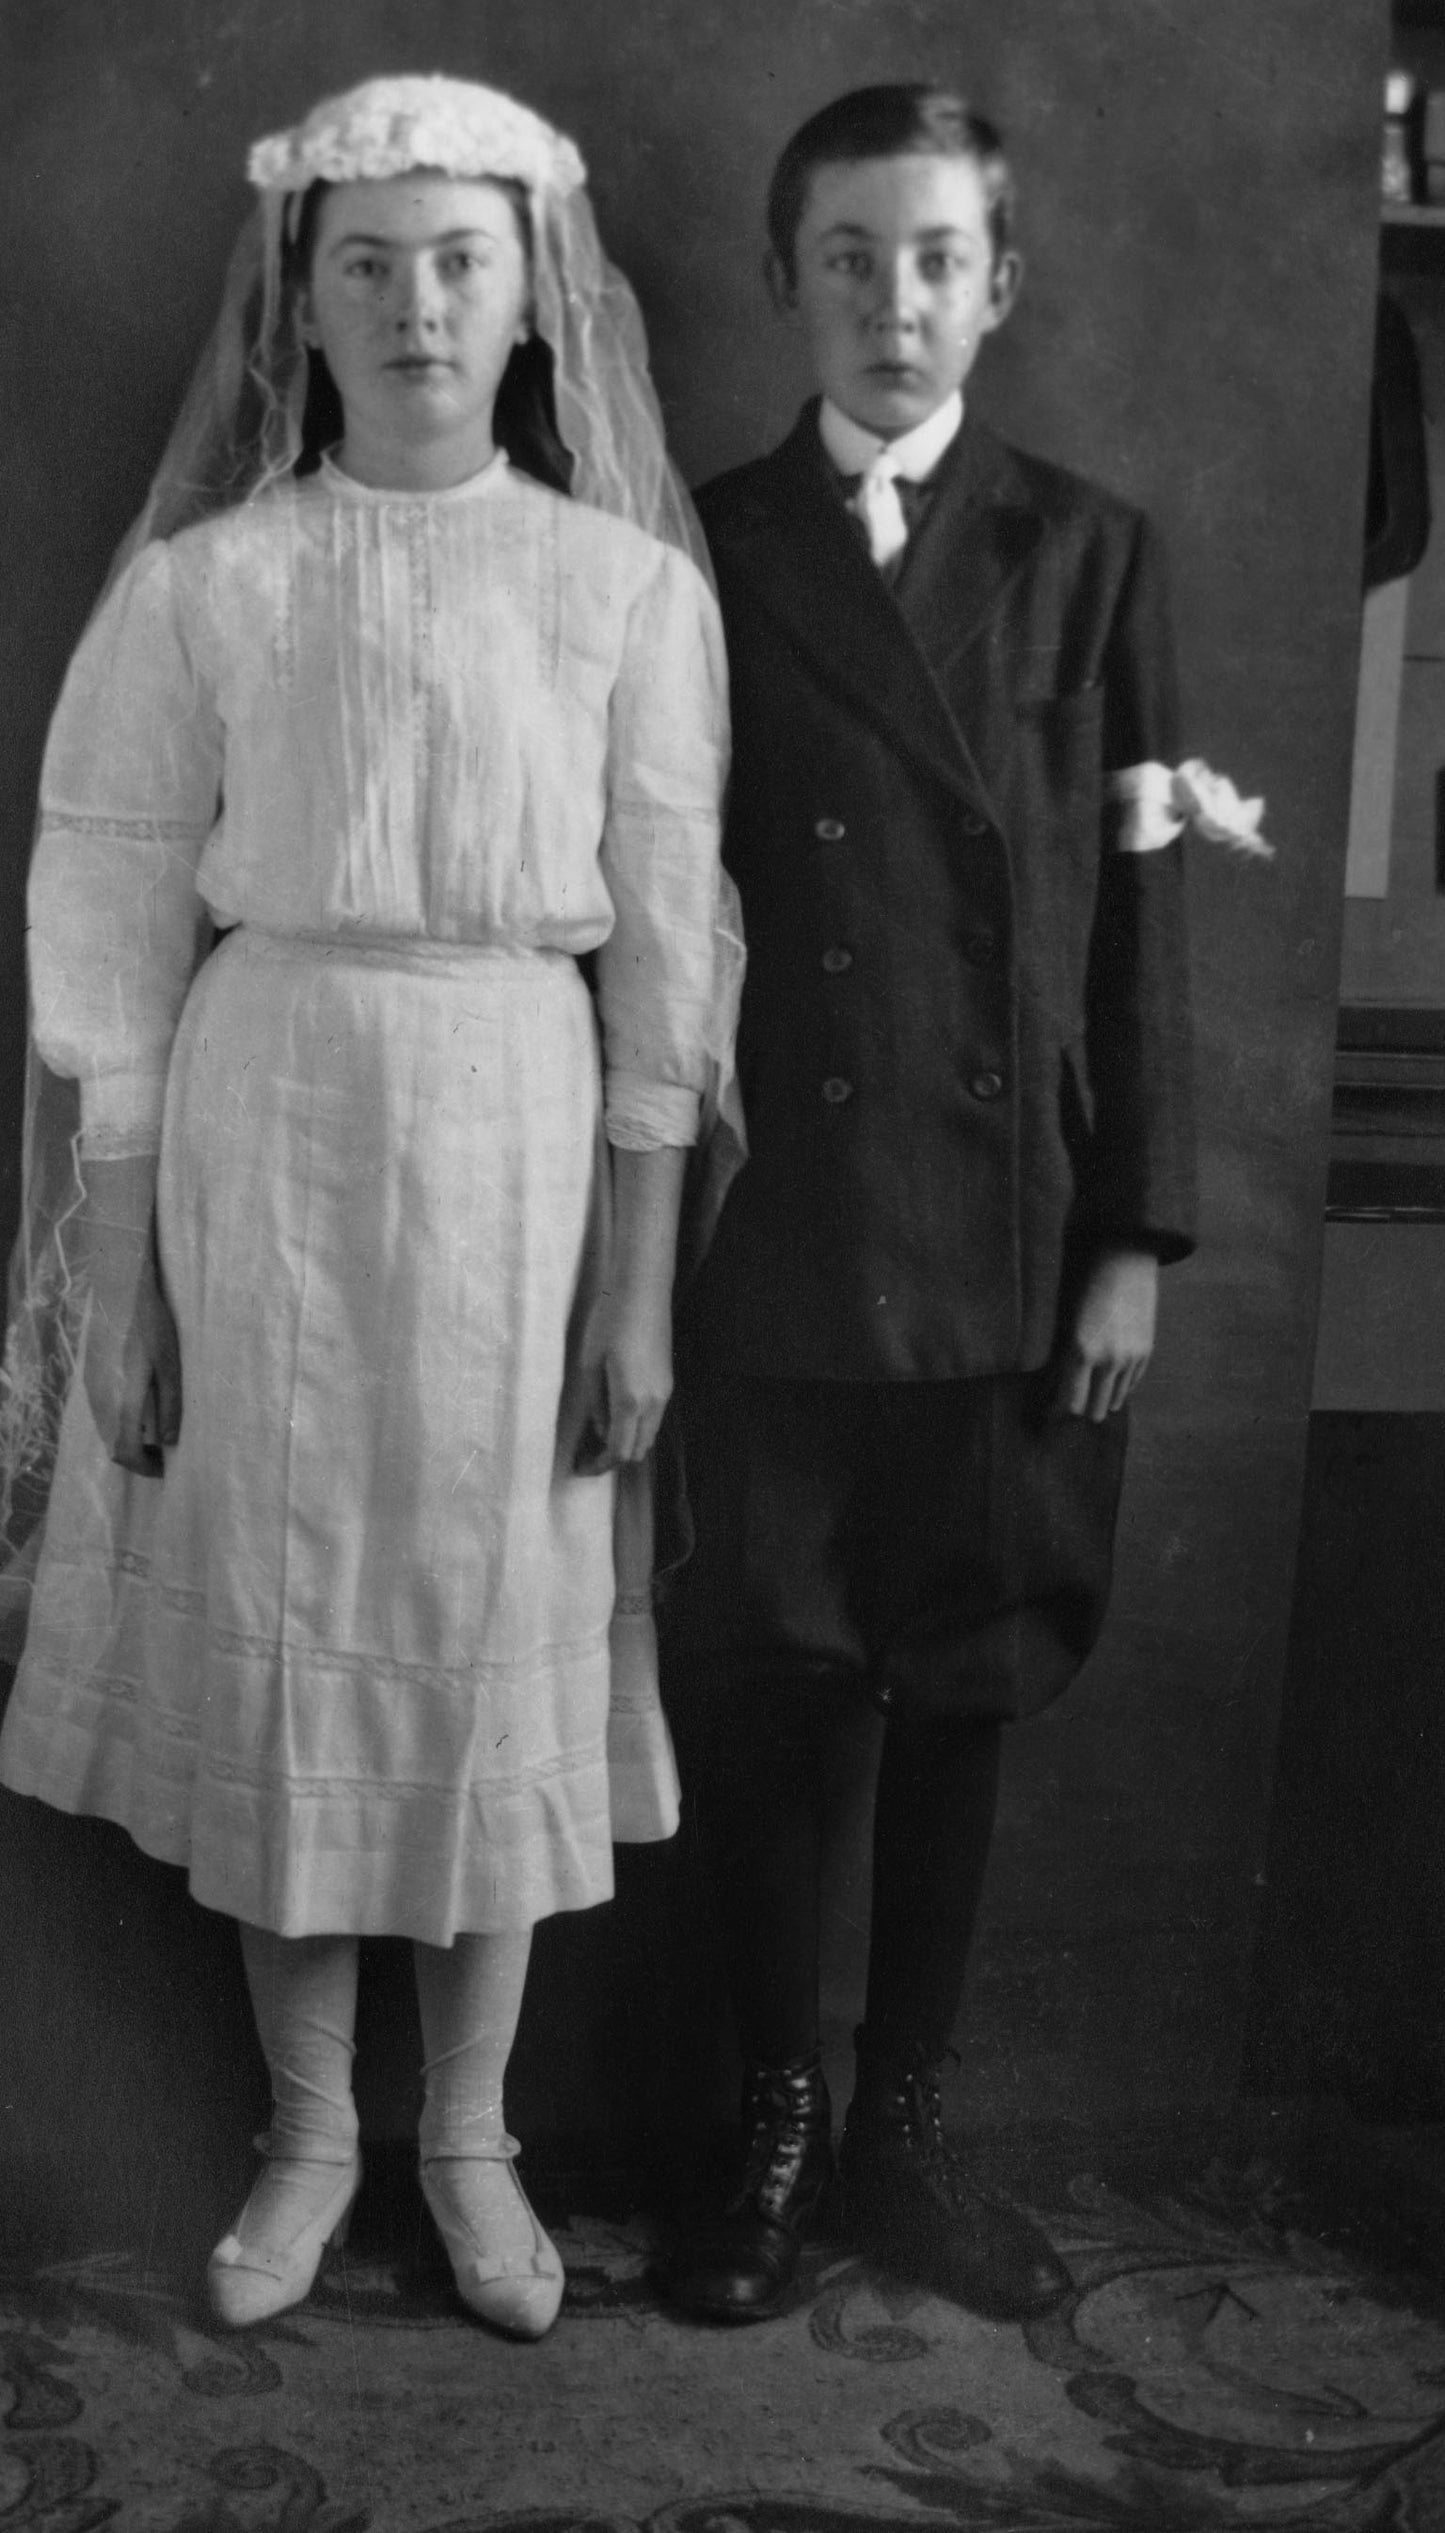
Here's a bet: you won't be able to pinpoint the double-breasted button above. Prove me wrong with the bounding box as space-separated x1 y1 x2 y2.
814 816 846 842
969 1070 1005 1101
821 946 853 974
960 811 989 838
821 1076 854 1105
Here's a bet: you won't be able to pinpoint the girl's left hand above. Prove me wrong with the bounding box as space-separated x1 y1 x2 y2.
576 1286 674 1472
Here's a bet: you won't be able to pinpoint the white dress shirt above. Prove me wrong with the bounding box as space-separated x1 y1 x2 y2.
819 394 965 565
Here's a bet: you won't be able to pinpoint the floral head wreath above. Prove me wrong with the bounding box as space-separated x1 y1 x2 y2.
247 74 588 212
124 69 710 570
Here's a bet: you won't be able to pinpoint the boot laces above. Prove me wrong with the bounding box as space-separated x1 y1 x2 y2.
908 2067 947 2152
867 2046 963 2178
733 2063 827 2206
900 2058 980 2212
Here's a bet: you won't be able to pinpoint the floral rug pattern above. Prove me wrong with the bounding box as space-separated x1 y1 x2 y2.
3 2163 1444 2532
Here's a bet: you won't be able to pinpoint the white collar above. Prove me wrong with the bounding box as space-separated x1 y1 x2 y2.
818 391 964 483
318 447 509 504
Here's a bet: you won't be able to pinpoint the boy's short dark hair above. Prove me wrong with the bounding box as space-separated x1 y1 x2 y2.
767 84 1016 286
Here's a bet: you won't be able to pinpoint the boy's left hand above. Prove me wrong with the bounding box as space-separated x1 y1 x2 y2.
1055 1249 1159 1422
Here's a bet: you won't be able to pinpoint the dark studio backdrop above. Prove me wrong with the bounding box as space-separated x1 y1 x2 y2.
0 0 1385 2247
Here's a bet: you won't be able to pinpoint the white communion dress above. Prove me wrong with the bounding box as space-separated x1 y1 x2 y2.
0 453 730 1942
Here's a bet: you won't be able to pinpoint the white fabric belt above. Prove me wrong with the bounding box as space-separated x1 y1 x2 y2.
230 927 580 982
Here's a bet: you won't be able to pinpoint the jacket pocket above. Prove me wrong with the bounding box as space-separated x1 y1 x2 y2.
1013 681 1104 721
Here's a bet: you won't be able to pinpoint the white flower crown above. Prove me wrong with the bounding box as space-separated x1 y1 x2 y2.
248 75 586 200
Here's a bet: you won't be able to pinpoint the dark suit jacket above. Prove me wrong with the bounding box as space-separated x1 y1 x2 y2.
684 403 1197 1382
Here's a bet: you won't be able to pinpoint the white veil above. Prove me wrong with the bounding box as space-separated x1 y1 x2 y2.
77 75 716 574
0 74 742 1652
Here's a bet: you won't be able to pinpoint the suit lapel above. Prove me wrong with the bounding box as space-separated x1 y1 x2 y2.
895 418 1045 675
719 412 988 810
720 409 1044 812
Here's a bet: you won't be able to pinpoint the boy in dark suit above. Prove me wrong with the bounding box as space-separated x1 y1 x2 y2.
662 85 1196 2326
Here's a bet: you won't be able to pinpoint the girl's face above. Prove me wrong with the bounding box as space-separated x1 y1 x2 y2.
301 173 531 486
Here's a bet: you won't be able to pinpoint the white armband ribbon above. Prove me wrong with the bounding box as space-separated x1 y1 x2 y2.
1108 758 1271 858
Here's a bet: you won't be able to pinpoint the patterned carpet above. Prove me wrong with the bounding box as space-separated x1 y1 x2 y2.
4 2135 1445 2533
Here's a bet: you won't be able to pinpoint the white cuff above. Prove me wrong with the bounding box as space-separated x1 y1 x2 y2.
78 1068 168 1158
604 1074 702 1150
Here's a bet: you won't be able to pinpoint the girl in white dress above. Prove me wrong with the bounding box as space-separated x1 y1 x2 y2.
0 76 735 2342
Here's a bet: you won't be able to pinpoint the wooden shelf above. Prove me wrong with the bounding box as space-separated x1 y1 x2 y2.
1330 1010 1445 1213
1381 211 1445 271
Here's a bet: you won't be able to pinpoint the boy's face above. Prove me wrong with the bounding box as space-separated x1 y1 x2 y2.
775 153 1019 441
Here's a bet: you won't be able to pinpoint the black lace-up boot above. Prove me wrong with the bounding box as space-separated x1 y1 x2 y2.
663 2054 834 2323
838 2029 1070 2321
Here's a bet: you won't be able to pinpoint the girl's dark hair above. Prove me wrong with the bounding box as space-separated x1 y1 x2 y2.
285 177 575 495
767 84 1015 286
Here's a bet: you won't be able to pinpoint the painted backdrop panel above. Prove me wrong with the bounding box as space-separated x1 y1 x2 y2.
0 0 1380 2228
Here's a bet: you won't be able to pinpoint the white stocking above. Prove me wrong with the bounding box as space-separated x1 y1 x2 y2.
205 1924 362 2294
414 1931 536 2265
414 1930 531 2155
239 1924 361 2162
232 1924 360 2256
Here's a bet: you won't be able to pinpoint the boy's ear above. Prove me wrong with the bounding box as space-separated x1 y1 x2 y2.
982 249 1024 335
764 248 797 317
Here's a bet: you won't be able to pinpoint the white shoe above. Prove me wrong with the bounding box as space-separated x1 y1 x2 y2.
207 2146 362 2329
420 2136 565 2340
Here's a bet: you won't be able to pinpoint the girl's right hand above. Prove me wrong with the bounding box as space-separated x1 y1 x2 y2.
80 1158 182 1476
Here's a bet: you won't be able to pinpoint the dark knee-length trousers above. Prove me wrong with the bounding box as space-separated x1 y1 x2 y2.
663 1367 1129 1722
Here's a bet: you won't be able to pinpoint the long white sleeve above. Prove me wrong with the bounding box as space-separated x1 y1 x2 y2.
28 541 221 1156
597 547 730 1151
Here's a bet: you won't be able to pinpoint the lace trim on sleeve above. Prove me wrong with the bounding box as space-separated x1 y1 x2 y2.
79 1121 165 1161
40 811 213 845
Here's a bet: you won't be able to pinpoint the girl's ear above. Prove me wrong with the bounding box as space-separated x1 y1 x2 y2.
764 248 797 317
296 285 321 350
